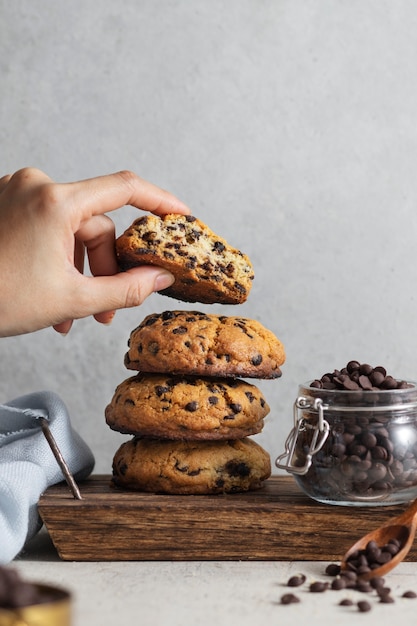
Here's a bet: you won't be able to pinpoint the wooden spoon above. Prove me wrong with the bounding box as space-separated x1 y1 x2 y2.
340 496 417 580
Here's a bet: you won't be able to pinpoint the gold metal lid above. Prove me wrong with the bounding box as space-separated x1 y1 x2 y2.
0 583 71 626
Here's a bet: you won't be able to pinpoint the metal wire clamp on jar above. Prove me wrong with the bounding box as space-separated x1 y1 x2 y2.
276 382 417 506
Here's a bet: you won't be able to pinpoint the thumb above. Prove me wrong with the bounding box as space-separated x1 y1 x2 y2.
80 266 175 316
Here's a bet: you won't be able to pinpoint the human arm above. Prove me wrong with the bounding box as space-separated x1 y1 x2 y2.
0 168 191 337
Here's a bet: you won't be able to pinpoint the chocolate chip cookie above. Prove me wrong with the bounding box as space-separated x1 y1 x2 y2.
105 373 270 440
116 214 254 304
112 437 271 494
124 310 285 379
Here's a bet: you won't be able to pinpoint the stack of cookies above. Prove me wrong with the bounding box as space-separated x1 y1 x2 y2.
104 214 285 495
106 310 285 494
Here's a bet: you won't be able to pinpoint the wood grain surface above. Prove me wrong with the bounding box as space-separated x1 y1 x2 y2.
38 475 417 562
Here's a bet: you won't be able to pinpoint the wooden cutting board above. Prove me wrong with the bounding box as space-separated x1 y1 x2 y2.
38 475 417 562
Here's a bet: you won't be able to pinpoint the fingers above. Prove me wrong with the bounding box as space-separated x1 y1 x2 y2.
63 170 191 220
74 238 85 274
53 311 114 335
4 167 52 192
53 311 115 336
74 214 120 332
52 240 86 335
76 214 117 277
53 319 73 335
54 266 174 335
2 168 191 222
0 174 11 192
0 168 54 213
93 310 116 325
0 167 187 336
76 266 175 318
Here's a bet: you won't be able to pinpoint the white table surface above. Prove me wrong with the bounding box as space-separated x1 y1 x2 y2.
12 527 417 626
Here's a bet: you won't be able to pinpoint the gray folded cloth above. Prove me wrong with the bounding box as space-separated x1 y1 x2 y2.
0 391 95 563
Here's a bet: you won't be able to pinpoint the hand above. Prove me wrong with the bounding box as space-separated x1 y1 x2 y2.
0 168 191 337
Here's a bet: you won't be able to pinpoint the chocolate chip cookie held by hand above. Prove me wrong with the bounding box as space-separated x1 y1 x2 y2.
115 214 254 304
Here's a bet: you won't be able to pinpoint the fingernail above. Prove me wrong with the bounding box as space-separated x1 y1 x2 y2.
101 311 116 326
153 271 175 292
54 329 69 337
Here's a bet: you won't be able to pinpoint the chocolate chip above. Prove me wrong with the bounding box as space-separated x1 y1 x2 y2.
359 375 373 390
370 577 385 589
355 580 372 593
280 593 300 604
310 380 322 388
360 432 377 448
331 578 346 590
143 230 158 242
381 376 399 390
339 598 354 606
370 371 385 386
187 468 201 476
325 563 341 576
357 600 372 612
402 590 417 598
347 360 361 372
185 401 198 412
118 463 127 476
161 310 176 320
376 550 392 565
383 542 400 556
172 326 188 334
224 461 250 477
148 341 159 354
174 461 189 473
309 581 329 593
185 229 201 243
251 354 263 366
213 241 225 253
234 282 247 294
343 378 361 391
379 594 395 603
287 574 306 587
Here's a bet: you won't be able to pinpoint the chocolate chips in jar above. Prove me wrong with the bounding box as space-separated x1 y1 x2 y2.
276 362 417 506
310 361 412 392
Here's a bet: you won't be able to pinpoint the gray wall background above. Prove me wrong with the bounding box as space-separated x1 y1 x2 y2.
1 0 417 473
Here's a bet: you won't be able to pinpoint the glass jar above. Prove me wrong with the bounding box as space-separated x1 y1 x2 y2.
276 381 417 506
